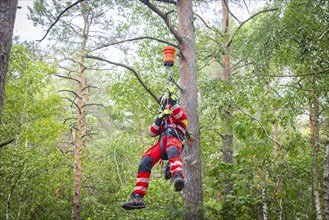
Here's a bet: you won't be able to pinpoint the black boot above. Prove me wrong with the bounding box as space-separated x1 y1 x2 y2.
122 192 146 210
164 162 172 180
173 171 184 191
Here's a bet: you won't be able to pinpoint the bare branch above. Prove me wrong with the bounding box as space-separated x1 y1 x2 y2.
58 90 81 99
37 0 86 42
63 117 76 125
62 97 81 114
197 56 215 72
157 0 177 5
139 0 183 44
194 13 219 34
168 77 183 91
93 36 177 52
86 55 159 103
228 8 279 47
222 0 240 24
231 59 249 71
243 0 250 15
82 103 107 109
82 85 98 91
0 139 15 149
55 74 80 84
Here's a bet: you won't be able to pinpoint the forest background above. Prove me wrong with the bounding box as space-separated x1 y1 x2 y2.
1 0 329 219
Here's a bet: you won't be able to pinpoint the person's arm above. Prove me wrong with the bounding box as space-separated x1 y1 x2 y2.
149 109 172 137
171 103 188 136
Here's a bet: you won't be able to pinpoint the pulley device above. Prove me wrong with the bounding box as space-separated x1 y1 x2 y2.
162 46 176 67
162 45 183 92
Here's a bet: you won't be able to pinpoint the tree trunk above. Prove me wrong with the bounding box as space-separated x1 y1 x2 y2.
310 91 322 220
324 130 329 220
0 0 18 117
72 10 89 220
221 0 234 199
267 83 281 219
177 0 203 219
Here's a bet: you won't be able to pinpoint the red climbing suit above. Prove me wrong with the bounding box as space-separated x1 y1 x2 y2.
133 103 188 196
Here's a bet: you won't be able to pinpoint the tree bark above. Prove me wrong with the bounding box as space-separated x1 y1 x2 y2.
221 0 234 200
176 0 203 219
72 9 89 220
310 90 322 220
0 0 18 117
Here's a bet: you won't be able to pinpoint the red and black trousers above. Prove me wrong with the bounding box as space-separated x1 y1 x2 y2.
133 135 183 196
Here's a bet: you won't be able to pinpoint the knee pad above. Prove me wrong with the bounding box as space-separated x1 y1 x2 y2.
167 146 179 159
138 156 154 172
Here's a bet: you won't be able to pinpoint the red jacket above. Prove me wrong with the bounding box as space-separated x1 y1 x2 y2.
149 103 188 138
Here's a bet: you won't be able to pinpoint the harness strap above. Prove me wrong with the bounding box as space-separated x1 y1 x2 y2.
159 126 185 160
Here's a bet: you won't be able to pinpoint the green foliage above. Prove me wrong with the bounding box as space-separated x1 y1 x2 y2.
0 44 70 219
2 0 328 219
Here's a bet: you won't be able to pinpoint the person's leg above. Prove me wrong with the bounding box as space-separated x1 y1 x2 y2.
166 137 184 191
133 142 162 196
122 142 161 210
167 146 183 177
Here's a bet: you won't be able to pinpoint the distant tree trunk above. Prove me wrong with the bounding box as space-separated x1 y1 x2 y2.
267 83 281 219
177 1 203 219
324 129 329 220
221 0 234 199
310 90 322 220
0 0 18 117
73 10 89 220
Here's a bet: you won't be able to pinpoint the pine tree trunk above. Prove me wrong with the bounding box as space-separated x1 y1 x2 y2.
73 10 89 220
221 0 234 199
177 1 203 219
0 0 18 117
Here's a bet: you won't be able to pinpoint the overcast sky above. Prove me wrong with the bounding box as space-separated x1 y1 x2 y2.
14 0 43 42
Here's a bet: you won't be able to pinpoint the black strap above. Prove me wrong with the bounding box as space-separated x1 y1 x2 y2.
160 133 168 160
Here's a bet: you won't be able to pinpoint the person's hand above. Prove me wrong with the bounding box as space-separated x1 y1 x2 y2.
158 109 172 119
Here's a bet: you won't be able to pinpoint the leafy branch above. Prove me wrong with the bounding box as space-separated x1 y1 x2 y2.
228 8 279 47
236 106 281 147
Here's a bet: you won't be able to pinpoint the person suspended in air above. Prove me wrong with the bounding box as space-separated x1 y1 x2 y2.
122 87 188 210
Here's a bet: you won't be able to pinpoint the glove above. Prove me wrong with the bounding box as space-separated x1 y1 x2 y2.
158 109 172 119
166 86 177 106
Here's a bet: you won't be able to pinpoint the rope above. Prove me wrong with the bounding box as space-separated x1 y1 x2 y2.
164 66 183 92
